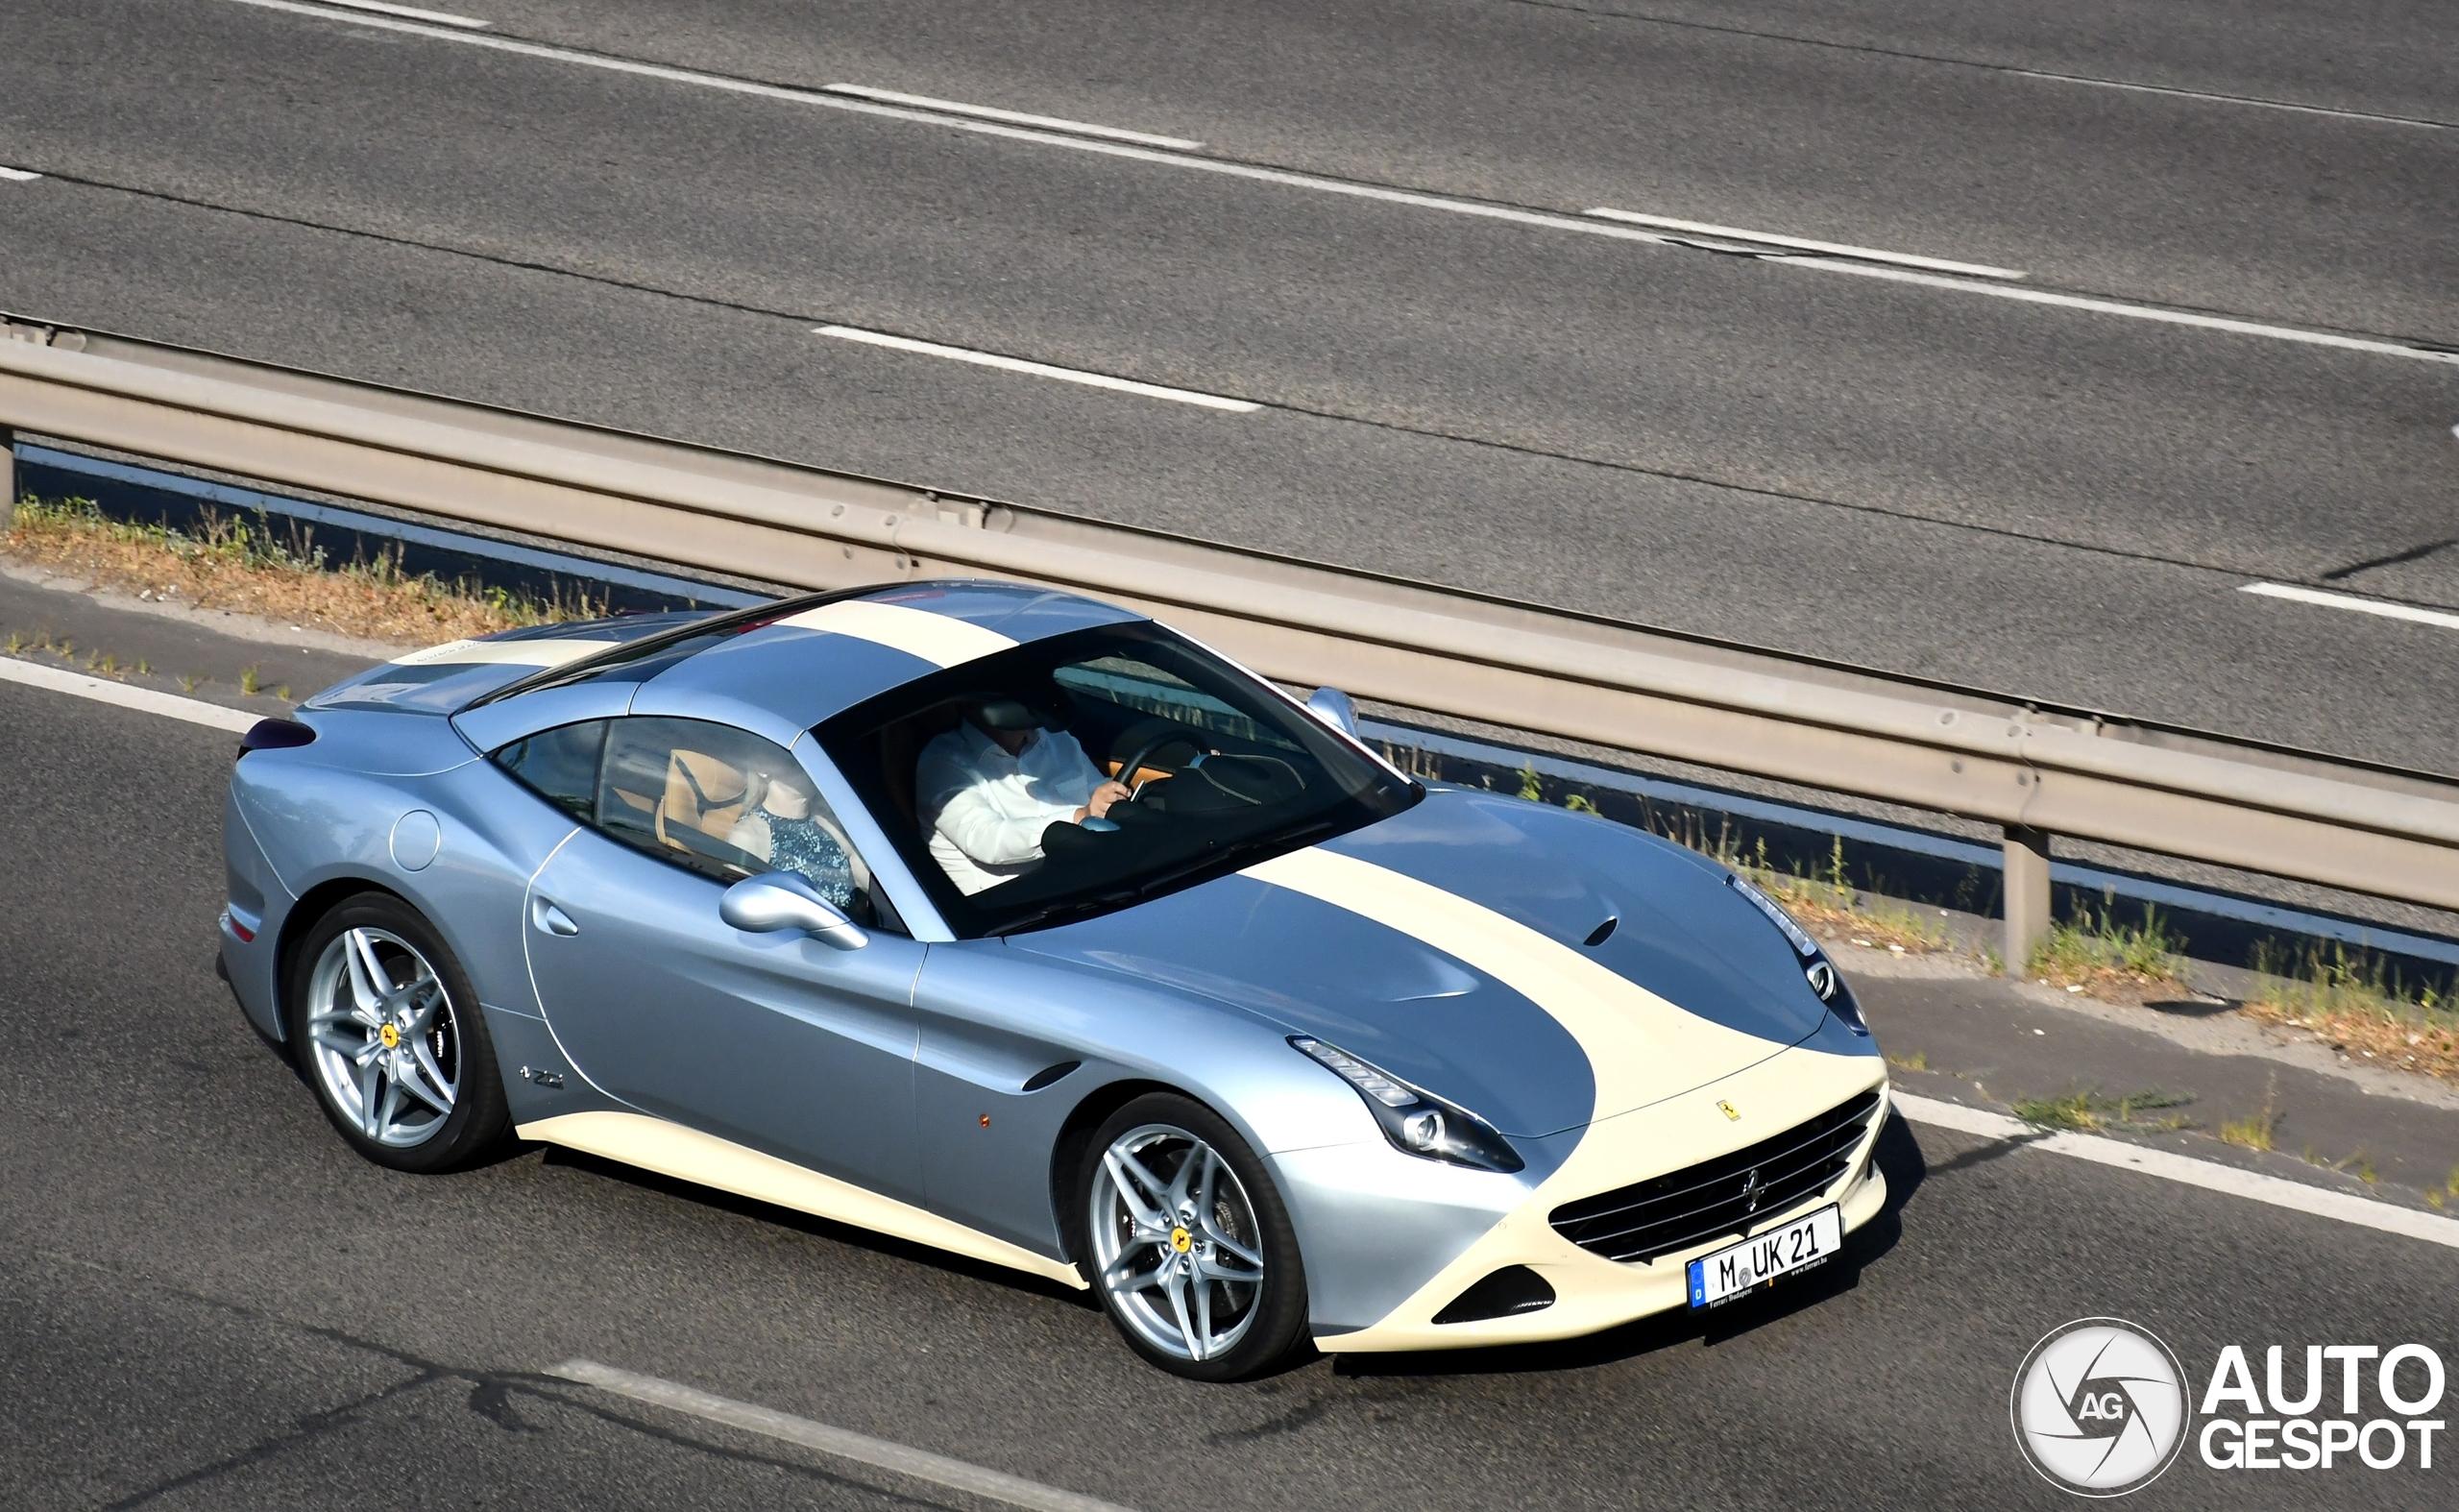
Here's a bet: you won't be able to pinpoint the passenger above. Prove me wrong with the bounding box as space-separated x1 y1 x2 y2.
728 769 858 910
917 698 1132 893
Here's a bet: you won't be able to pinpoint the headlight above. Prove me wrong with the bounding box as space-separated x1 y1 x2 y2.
1729 874 1869 1036
1289 1037 1524 1173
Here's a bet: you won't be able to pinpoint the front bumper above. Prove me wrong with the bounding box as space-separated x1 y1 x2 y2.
1318 1047 1889 1353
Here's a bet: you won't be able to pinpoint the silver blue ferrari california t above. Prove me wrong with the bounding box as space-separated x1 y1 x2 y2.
220 580 1890 1379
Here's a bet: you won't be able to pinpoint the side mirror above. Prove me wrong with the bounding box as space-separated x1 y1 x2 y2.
1304 686 1359 737
720 872 868 950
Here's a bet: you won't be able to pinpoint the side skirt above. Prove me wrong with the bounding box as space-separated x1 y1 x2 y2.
518 1110 1088 1291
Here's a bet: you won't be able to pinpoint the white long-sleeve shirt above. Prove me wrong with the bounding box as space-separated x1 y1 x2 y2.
917 721 1107 893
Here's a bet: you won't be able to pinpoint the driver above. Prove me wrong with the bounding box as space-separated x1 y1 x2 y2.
916 698 1133 893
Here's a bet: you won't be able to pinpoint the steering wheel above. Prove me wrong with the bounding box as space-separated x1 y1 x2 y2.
1111 730 1200 804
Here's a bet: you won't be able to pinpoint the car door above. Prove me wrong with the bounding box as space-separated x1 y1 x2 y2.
518 715 927 1201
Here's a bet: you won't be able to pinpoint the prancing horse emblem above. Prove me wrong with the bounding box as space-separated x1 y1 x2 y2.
1740 1166 1765 1215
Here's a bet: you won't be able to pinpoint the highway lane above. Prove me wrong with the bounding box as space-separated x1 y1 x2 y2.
1 1 2454 774
7 661 2459 1510
452 0 2459 339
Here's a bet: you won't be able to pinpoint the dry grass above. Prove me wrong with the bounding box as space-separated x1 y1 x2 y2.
2240 941 2459 1083
1668 827 1948 956
4 496 600 646
2217 1075 2279 1153
2011 1087 2196 1134
2023 902 2189 1002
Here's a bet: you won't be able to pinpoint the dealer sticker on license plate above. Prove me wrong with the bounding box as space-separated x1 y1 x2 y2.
1687 1206 1842 1308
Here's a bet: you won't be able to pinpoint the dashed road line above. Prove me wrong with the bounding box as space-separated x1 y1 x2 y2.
816 326 1260 411
548 1360 1140 1512
820 84 1201 149
0 166 42 183
1893 1092 2459 1250
218 0 2456 368
2237 581 2459 633
1585 207 2024 279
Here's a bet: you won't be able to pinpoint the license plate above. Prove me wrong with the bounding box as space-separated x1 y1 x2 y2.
1687 1206 1842 1308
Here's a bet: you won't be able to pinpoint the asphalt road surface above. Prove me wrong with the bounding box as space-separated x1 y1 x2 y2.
6 661 2457 1510
2 1 2455 774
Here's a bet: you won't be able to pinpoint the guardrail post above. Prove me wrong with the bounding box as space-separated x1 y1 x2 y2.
2002 825 2053 973
0 426 15 531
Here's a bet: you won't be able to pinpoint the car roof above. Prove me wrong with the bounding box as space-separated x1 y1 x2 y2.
632 580 1146 737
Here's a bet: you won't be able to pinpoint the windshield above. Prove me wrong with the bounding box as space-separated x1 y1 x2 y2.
816 622 1420 937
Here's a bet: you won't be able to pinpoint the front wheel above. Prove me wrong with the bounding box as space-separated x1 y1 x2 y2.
1079 1093 1310 1380
283 892 509 1173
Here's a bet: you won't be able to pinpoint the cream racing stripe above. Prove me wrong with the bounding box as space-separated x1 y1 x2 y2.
1245 844 1888 1352
518 1110 1087 1290
389 637 612 668
1243 845 1784 1123
774 599 1017 668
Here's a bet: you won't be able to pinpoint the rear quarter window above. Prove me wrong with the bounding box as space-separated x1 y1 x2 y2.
491 720 608 821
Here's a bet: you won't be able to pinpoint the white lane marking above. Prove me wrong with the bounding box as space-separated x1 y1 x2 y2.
820 84 1201 150
215 0 2447 368
1585 207 2025 279
816 326 1260 412
0 166 41 182
2237 581 2459 632
297 0 489 26
547 1360 1139 1512
1789 256 2459 366
1894 1092 2459 1251
0 655 261 732
774 597 1020 667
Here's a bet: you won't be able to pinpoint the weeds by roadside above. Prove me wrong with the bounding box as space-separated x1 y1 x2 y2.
1713 832 1947 956
2218 1075 2279 1153
2239 940 2459 1083
4 494 603 646
2024 900 2189 1001
2012 1087 2196 1134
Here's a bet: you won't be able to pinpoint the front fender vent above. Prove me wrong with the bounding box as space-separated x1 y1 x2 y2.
1548 1090 1882 1265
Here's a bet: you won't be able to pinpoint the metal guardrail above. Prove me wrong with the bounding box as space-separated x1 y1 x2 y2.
8 313 2459 960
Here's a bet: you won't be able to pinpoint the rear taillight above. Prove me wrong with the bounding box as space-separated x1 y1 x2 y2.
237 718 316 761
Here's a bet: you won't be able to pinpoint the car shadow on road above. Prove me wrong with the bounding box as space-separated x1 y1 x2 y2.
1328 1111 1929 1379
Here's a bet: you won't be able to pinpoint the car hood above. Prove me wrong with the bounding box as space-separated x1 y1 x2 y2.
1005 789 1832 1138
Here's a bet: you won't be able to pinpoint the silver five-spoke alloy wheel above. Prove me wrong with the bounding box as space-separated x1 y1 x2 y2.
304 927 461 1148
1089 1123 1267 1362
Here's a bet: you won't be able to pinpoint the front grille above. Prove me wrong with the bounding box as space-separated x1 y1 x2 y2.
1549 1090 1882 1265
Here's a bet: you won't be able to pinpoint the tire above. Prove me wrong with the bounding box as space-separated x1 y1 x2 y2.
282 892 510 1173
1076 1093 1310 1381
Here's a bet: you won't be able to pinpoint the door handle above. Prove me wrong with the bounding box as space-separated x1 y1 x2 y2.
530 896 580 937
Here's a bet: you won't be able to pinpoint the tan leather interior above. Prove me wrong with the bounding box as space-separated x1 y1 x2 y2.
653 748 749 852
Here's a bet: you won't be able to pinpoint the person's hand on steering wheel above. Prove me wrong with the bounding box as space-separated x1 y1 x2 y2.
1074 780 1133 824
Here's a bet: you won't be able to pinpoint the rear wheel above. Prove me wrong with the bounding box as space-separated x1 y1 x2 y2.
1079 1093 1309 1380
283 893 508 1173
